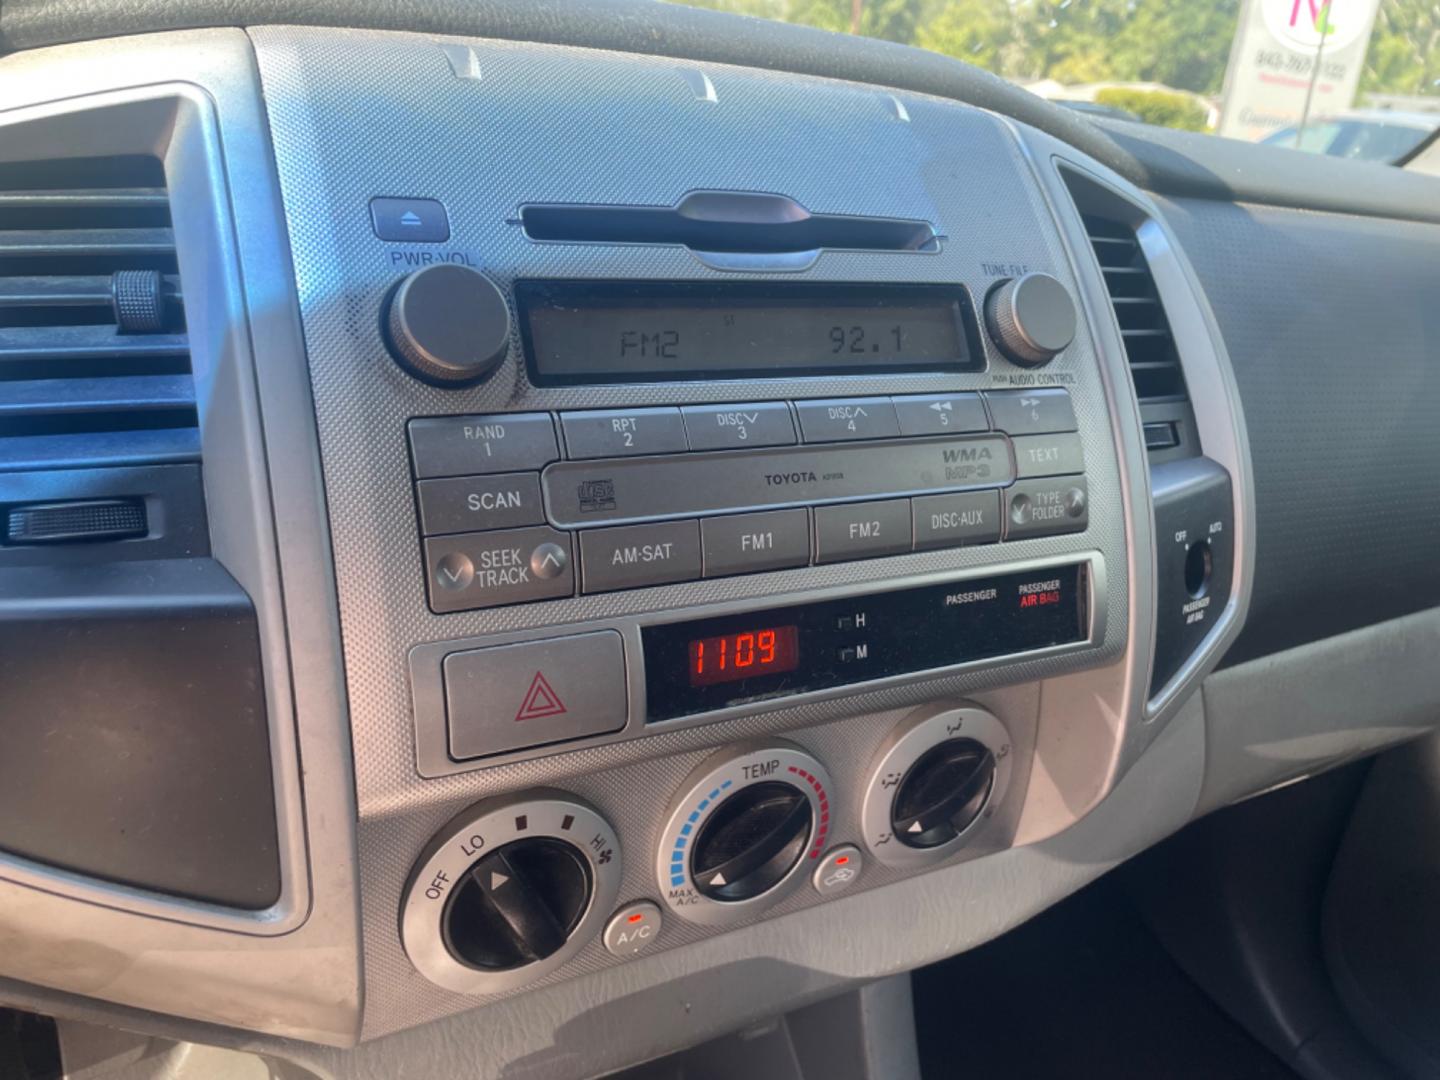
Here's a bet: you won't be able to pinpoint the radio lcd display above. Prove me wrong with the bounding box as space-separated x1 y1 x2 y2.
517 280 982 384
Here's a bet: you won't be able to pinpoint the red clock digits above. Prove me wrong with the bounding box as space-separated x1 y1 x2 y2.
688 625 799 687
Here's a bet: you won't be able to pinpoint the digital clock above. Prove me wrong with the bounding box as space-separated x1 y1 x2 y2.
687 625 800 688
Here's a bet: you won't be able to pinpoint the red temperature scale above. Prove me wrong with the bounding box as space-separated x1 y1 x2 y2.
643 563 1088 721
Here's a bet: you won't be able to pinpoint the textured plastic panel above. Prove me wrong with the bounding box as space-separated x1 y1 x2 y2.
1156 197 1440 663
251 28 1131 1036
6 2 1440 226
0 558 278 908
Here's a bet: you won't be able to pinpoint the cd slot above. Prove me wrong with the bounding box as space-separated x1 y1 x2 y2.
521 191 937 254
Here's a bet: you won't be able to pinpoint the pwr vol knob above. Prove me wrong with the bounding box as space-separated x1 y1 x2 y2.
657 742 833 926
384 264 511 386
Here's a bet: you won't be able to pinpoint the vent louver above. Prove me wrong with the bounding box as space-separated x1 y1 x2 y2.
0 156 196 470
1080 214 1189 405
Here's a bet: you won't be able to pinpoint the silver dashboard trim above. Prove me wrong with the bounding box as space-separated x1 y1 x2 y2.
410 550 1106 778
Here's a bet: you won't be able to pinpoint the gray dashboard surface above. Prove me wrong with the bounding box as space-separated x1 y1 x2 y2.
1156 197 1440 664
4 0 1440 226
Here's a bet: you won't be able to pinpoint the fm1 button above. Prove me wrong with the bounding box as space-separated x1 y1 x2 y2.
604 901 663 956
813 845 863 896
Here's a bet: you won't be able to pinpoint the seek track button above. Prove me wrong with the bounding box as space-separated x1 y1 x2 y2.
424 526 575 613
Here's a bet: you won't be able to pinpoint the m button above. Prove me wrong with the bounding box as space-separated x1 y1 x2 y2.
444 631 627 759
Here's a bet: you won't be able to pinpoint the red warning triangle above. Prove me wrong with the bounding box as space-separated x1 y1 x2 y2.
514 671 567 721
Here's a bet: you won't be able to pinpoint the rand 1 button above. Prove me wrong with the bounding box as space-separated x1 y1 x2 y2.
983 388 1078 435
560 407 688 459
1005 478 1089 539
443 631 626 760
580 520 702 593
813 499 912 563
891 393 989 437
701 509 811 577
416 473 544 535
681 402 795 450
912 490 1002 551
794 397 901 443
1011 433 1086 478
423 526 574 613
408 413 559 479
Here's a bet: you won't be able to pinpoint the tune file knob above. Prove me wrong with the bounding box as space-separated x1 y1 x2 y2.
983 272 1077 367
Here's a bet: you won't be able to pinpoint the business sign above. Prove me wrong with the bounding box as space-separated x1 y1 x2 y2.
1218 0 1381 141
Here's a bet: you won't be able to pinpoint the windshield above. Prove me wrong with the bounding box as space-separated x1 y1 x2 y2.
673 0 1440 163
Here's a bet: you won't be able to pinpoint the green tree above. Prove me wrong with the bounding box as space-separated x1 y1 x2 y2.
913 0 1015 71
1361 0 1440 97
1109 0 1241 94
1095 86 1210 129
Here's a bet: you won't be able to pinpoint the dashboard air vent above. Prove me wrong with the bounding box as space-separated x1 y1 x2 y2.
1080 214 1188 406
0 156 195 470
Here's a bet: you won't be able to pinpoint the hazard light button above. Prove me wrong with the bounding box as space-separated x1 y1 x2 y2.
443 630 627 760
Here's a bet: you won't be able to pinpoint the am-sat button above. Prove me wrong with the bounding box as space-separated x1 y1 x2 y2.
580 520 702 593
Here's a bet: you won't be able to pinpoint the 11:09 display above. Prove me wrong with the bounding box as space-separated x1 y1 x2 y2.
688 625 800 688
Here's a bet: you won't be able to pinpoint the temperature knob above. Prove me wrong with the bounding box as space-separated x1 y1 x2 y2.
657 742 833 926
384 263 511 386
983 272 1076 367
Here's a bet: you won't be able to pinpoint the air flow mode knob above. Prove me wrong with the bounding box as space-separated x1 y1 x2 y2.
983 272 1077 367
384 263 511 386
890 738 996 849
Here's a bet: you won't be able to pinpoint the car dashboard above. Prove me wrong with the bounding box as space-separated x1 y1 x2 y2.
0 9 1438 1078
